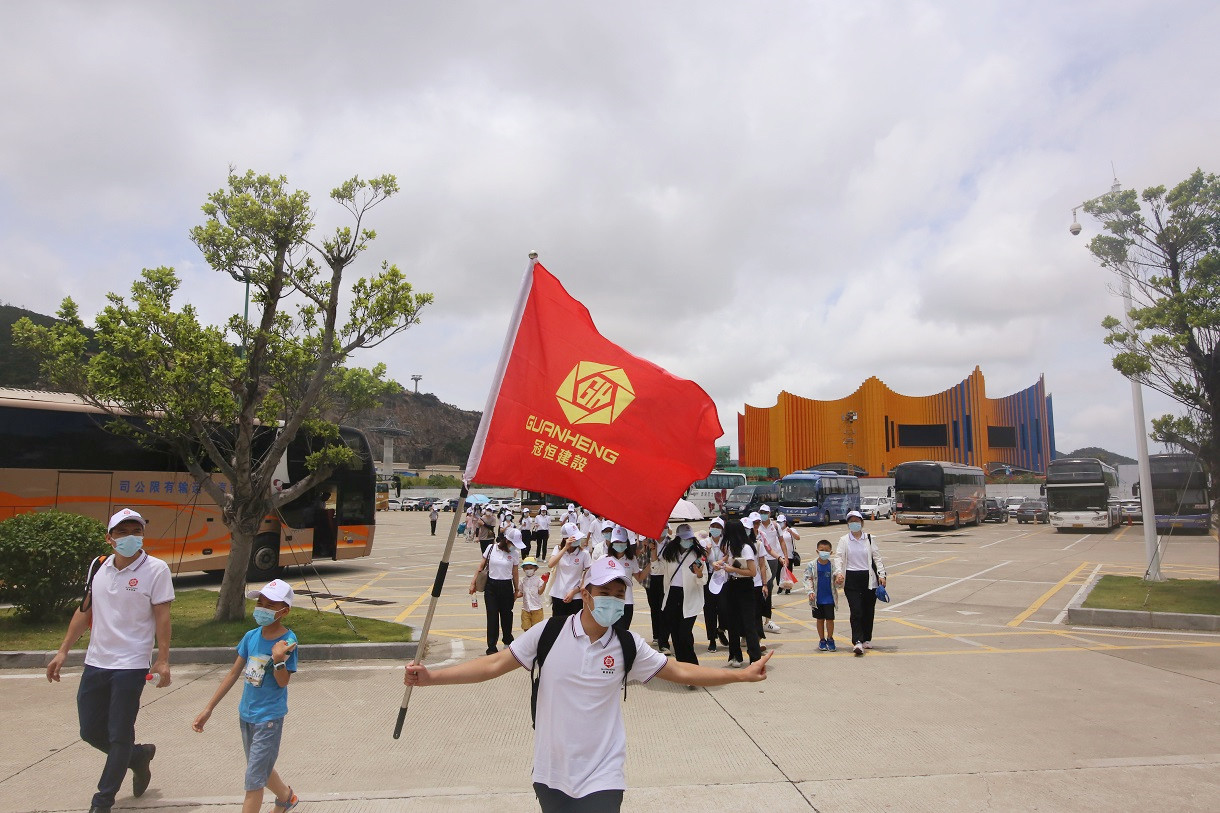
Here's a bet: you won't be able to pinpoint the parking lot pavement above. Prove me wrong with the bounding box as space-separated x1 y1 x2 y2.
5 512 1218 811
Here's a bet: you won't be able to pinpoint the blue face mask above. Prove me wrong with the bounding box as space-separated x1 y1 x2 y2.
590 595 626 627
848 522 863 534
611 542 628 553
818 550 832 560
679 538 694 549
709 527 723 539
113 534 143 557
252 607 280 627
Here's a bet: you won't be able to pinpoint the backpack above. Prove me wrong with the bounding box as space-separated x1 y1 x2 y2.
530 615 637 728
79 554 110 612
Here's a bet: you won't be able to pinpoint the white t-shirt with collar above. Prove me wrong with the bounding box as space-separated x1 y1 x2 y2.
483 543 522 581
509 614 667 798
756 520 782 560
85 551 175 670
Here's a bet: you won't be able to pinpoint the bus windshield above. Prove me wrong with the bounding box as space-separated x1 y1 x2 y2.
1048 486 1111 511
895 465 943 492
778 479 819 505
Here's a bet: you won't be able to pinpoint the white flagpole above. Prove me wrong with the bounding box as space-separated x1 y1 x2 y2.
393 252 538 739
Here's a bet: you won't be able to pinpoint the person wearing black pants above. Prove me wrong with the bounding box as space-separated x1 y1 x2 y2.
533 527 549 560
834 511 886 656
642 537 670 652
660 524 704 675
716 521 763 665
471 532 521 655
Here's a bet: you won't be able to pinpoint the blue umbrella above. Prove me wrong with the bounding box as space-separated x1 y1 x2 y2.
468 494 491 504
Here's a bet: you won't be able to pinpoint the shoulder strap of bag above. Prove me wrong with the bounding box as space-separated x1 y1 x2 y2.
530 615 568 728
79 554 109 612
613 625 637 702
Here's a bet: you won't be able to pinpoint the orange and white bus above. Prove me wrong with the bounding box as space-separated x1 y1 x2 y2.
0 388 377 580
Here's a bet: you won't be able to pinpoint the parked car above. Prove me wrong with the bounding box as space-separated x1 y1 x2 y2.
386 498 403 511
984 498 1010 522
400 498 422 511
860 496 893 520
722 483 780 521
1015 499 1049 523
1005 496 1026 517
1118 499 1142 522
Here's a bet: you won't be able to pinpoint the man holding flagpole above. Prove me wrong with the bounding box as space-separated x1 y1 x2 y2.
404 557 771 811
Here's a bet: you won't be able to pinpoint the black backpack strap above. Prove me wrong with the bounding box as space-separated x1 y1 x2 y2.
530 616 567 728
79 554 109 612
612 626 637 701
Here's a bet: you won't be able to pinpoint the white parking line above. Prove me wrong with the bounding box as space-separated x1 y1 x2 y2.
1052 563 1102 624
880 562 1013 611
1061 534 1092 551
979 530 1036 548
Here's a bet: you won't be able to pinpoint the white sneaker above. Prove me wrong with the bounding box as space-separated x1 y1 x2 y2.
853 643 864 656
727 659 744 668
862 641 872 649
763 620 782 634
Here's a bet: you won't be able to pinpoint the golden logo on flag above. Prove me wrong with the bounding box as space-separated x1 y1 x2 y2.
556 362 636 425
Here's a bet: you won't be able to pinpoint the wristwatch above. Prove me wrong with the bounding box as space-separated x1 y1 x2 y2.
273 660 287 671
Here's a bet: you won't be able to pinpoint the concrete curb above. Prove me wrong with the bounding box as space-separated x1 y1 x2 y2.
0 641 418 669
1063 574 1220 630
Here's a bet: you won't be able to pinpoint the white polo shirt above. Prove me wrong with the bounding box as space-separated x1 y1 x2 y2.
85 551 175 670
550 548 592 598
510 614 667 798
756 521 782 560
483 543 522 580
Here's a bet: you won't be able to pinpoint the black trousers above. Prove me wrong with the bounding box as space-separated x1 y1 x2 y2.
662 586 698 665
551 596 582 617
755 586 767 638
761 559 780 617
77 665 152 809
478 536 493 554
534 782 623 813
702 583 721 643
646 574 668 647
484 578 516 652
724 578 762 663
534 530 550 559
844 569 878 644
612 603 634 633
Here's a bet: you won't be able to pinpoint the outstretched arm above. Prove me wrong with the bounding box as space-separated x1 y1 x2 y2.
658 651 771 686
404 648 521 687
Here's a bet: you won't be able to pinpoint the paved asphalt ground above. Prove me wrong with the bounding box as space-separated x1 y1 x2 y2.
4 511 1218 812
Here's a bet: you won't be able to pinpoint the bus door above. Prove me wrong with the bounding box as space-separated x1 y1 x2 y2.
56 471 112 524
312 485 339 559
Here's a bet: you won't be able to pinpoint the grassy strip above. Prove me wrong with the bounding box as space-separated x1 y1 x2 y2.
1 589 412 651
1083 575 1220 615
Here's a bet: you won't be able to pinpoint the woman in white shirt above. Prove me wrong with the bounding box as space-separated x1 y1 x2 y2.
470 529 522 656
833 510 887 656
546 522 591 618
660 523 706 672
714 520 762 666
604 525 648 632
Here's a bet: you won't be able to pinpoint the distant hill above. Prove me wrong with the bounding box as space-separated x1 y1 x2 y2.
0 303 62 389
1 303 480 468
1060 447 1137 467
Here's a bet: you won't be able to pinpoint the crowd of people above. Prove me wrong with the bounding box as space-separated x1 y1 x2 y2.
463 501 888 663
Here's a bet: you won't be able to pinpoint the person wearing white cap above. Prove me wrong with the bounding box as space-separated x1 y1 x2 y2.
834 510 887 656
659 523 707 675
404 556 773 812
642 526 672 653
701 517 730 652
546 522 591 618
530 504 551 559
46 509 173 813
472 528 524 655
777 514 801 595
476 506 498 554
604 525 647 632
193 579 300 813
755 505 787 631
715 519 764 665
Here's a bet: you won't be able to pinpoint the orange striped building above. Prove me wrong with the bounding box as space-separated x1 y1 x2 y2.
737 367 1055 477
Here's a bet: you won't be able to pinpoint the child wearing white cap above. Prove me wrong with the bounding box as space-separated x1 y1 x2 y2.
192 580 300 812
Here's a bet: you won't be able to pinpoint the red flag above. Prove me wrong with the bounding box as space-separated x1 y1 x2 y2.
466 261 722 537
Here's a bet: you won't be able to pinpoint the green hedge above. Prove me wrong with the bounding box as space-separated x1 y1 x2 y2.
0 511 109 620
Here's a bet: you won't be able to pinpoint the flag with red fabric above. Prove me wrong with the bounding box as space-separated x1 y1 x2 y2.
465 261 722 537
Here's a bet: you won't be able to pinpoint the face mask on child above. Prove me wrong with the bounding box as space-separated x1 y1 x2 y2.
252 607 280 627
818 550 832 560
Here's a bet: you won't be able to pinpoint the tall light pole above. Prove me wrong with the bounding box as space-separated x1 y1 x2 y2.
1071 176 1164 581
411 374 422 394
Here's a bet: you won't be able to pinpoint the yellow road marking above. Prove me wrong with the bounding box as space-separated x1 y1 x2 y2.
393 588 432 623
891 556 956 576
1113 524 1131 540
767 640 1220 658
1007 562 1090 627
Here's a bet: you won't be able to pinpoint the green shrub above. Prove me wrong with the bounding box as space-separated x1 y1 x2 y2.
0 511 109 621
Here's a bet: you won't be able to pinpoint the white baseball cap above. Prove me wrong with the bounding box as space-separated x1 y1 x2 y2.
759 504 771 513
847 510 863 520
676 523 695 540
748 512 761 524
777 514 788 524
505 528 526 549
107 508 147 532
561 522 586 540
710 516 725 528
610 525 630 543
586 556 631 588
246 578 294 607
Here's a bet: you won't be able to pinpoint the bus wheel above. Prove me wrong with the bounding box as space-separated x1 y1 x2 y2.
247 534 282 581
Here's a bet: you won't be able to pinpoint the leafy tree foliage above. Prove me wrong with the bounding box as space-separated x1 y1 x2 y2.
14 171 432 620
1084 169 1220 521
0 511 108 621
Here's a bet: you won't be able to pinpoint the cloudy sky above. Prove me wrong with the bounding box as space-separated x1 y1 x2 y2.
3 1 1217 460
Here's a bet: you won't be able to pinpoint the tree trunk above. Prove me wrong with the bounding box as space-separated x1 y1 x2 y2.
213 521 259 622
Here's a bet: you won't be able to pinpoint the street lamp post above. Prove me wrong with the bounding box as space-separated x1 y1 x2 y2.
1071 178 1164 581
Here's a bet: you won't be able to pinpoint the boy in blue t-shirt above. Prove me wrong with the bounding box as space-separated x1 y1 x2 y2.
803 539 838 651
192 579 299 812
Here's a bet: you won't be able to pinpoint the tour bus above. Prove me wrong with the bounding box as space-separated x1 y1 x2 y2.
1147 453 1211 532
0 388 377 580
892 460 986 529
375 477 392 511
1045 458 1120 531
685 470 747 517
777 470 861 526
